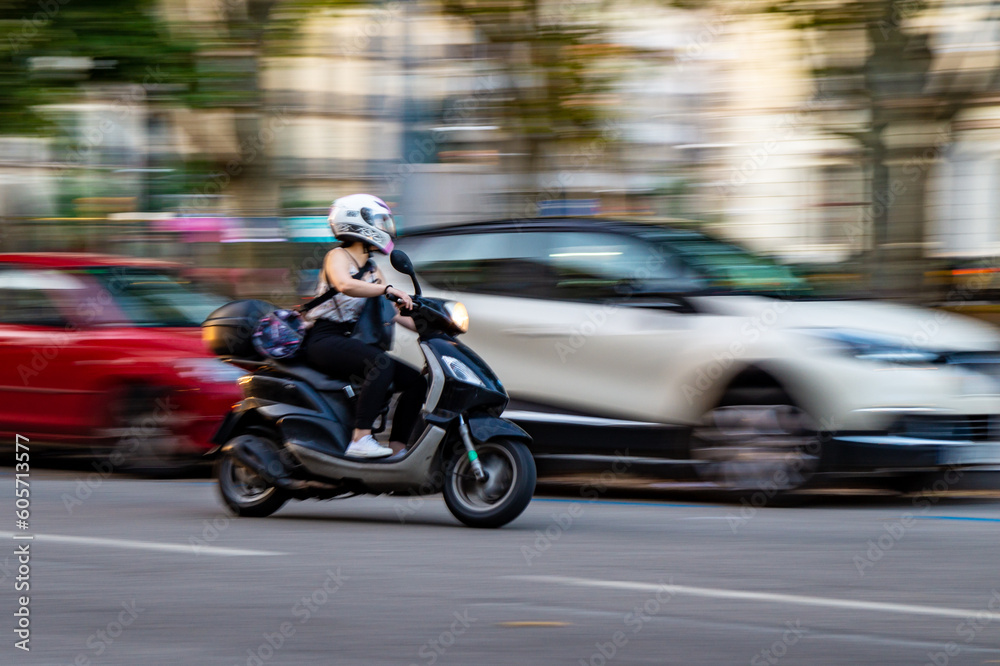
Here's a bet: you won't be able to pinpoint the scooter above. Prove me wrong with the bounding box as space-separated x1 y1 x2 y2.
208 250 536 528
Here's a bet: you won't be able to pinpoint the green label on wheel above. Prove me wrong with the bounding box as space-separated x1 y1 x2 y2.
468 451 478 462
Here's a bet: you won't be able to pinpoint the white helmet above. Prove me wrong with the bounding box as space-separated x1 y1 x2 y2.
327 193 396 255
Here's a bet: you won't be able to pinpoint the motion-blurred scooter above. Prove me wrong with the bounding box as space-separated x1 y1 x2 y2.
204 250 536 528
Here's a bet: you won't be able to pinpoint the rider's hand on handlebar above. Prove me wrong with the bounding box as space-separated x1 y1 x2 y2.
384 286 413 311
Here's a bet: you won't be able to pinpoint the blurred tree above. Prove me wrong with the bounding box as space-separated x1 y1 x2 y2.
0 0 344 214
441 0 618 209
1 0 201 128
0 0 202 217
0 1 49 134
189 0 351 215
35 0 198 87
772 0 938 297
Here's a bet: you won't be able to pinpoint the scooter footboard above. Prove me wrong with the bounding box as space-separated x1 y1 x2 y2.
277 414 351 456
287 424 447 494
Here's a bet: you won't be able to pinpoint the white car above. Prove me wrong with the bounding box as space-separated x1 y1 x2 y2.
382 218 1000 492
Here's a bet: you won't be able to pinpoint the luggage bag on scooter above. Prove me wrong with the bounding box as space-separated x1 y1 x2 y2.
202 299 274 359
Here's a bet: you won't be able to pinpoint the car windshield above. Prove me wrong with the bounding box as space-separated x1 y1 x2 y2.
638 229 811 297
86 267 227 327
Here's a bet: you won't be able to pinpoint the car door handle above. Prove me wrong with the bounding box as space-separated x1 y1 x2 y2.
503 327 575 337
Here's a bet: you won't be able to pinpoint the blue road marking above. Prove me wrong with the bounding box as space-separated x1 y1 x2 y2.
916 515 1000 523
534 497 700 508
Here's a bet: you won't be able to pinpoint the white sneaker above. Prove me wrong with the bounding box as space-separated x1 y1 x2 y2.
344 435 393 459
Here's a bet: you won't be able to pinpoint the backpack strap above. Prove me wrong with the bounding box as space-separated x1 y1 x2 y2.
300 250 377 313
300 256 339 312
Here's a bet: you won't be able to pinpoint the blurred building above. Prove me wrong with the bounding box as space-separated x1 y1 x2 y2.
259 4 494 226
926 1 1000 260
7 0 1000 283
690 0 1000 270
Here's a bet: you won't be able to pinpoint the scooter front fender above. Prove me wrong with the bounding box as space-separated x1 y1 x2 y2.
466 414 531 446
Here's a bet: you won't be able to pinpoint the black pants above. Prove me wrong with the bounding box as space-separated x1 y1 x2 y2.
304 320 426 443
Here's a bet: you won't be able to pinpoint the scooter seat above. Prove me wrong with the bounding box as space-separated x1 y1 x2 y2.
267 360 357 393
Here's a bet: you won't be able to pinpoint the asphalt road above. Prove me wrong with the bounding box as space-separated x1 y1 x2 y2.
3 470 1000 666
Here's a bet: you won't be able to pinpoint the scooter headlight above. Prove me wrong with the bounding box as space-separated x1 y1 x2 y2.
443 301 470 334
441 355 485 387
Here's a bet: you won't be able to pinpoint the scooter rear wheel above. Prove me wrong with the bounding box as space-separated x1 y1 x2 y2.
216 450 289 517
443 438 536 528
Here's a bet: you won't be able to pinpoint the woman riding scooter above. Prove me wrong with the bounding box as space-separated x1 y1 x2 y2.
302 193 426 459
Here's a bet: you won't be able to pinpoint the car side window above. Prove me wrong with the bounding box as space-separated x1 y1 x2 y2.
410 232 555 298
0 270 78 327
540 232 689 301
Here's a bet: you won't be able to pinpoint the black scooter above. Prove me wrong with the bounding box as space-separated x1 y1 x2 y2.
208 250 536 528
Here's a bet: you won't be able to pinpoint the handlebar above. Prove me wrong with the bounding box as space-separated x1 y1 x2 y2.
384 291 421 314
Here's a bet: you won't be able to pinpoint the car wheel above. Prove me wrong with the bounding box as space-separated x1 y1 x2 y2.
95 384 191 476
690 391 821 495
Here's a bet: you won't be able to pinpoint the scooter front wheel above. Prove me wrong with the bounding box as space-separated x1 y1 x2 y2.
216 450 289 517
443 438 536 528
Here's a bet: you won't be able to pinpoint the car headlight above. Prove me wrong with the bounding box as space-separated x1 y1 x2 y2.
441 355 485 386
796 329 940 364
443 301 470 333
176 358 248 383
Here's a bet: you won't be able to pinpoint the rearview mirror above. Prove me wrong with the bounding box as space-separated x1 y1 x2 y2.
390 250 421 296
390 250 414 275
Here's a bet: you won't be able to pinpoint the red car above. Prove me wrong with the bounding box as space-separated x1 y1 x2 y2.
0 253 243 470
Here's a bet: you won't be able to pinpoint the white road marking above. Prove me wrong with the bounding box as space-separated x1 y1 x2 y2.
510 575 1000 622
0 532 284 557
503 410 669 428
679 517 736 520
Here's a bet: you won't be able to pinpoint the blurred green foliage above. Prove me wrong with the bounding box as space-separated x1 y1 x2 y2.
0 0 199 131
0 0 344 129
1 1 51 133
37 0 198 87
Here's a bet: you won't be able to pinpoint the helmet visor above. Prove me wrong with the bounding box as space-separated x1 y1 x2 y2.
361 208 396 237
